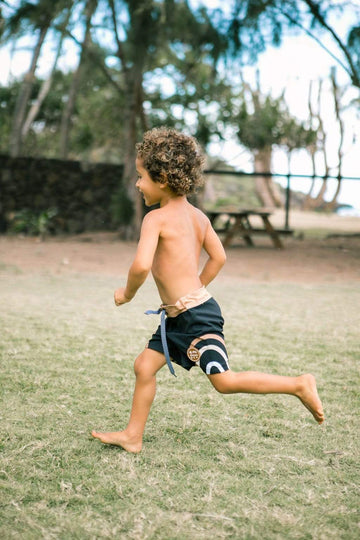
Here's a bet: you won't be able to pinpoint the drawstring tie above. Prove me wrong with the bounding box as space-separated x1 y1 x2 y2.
145 308 176 377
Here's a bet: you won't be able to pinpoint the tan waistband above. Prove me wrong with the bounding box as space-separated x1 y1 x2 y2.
161 286 212 318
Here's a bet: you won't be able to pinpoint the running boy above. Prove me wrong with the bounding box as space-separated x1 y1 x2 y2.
92 127 324 453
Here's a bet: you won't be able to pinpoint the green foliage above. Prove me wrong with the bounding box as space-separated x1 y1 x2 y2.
236 92 317 153
1 0 235 163
3 0 72 38
237 95 285 150
8 207 58 237
204 170 261 211
0 0 358 171
281 116 317 152
0 81 20 152
0 73 65 154
110 185 134 227
227 0 360 87
0 62 126 159
348 25 360 85
39 70 71 126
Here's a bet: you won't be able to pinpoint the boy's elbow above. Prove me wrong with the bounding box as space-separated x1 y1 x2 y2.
210 253 226 274
218 252 227 267
130 261 151 279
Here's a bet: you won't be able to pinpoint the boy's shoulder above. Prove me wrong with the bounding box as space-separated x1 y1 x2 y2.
142 202 210 226
189 204 211 224
142 207 163 222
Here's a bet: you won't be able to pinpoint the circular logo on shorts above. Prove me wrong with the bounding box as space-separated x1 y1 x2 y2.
187 346 200 362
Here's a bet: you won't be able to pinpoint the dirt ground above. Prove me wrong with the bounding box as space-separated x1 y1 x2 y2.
1 211 359 283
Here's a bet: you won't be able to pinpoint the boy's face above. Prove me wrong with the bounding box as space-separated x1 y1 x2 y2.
135 158 165 207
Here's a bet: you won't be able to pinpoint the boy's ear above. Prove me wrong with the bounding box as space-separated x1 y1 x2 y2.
158 171 168 187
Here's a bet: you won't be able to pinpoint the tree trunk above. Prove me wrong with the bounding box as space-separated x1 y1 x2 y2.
22 9 71 138
246 79 283 209
122 67 145 240
303 81 318 210
9 24 49 156
325 67 344 211
59 0 96 159
254 148 282 208
110 0 148 239
312 176 328 207
304 79 328 210
325 177 342 212
309 146 329 209
303 147 317 210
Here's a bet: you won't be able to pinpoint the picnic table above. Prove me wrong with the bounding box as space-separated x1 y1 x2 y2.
207 209 292 249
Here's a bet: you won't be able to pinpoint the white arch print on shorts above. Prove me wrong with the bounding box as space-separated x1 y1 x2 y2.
198 344 229 375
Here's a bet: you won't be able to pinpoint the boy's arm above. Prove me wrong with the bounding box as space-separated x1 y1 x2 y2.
114 212 161 305
199 219 226 286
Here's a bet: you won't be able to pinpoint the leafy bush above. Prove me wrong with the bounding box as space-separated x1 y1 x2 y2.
110 186 134 227
8 207 58 238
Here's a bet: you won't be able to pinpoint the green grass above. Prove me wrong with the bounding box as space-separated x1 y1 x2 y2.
1 269 359 539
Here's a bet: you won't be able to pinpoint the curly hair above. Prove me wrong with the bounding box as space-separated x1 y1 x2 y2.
135 127 205 195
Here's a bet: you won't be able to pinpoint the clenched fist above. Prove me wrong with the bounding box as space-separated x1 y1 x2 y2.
114 287 131 306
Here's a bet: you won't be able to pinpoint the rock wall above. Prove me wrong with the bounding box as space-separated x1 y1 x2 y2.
0 155 125 233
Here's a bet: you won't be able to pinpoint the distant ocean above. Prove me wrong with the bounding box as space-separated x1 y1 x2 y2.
277 177 360 215
336 207 360 216
335 180 360 214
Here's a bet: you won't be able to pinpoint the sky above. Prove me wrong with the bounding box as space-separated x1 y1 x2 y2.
1 0 360 211
201 1 360 212
209 34 360 212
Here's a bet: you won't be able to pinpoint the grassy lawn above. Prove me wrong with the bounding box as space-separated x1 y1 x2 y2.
1 270 359 539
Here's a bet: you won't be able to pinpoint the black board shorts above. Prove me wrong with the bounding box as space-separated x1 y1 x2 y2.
147 297 230 375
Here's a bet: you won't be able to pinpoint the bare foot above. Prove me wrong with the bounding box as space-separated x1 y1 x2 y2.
296 374 325 424
91 430 142 453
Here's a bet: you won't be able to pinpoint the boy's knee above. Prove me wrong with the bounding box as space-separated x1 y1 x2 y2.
134 354 148 377
208 372 233 394
133 349 164 378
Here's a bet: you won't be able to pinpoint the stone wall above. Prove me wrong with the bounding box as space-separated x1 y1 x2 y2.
0 155 125 233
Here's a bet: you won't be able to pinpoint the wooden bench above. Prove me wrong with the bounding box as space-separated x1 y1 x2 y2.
207 209 293 249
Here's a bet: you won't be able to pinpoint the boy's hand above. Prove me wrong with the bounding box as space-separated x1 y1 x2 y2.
114 287 131 306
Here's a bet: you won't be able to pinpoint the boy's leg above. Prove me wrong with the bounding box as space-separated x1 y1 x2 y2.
207 370 324 424
92 348 166 452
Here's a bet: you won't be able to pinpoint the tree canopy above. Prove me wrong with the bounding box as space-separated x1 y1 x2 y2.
1 0 359 224
225 0 360 88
